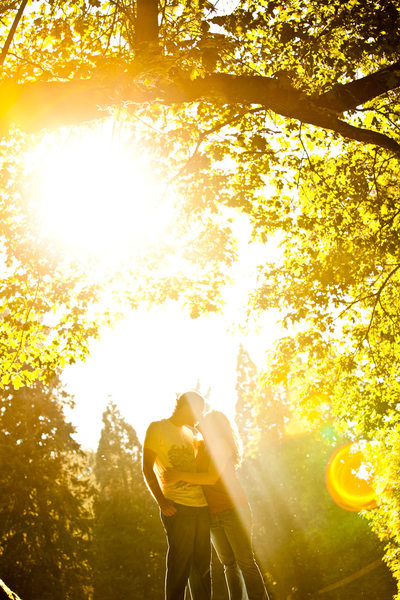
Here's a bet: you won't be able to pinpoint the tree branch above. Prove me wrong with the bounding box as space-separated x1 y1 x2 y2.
0 578 22 600
316 59 400 112
171 73 400 155
170 106 263 181
363 263 400 343
1 69 400 155
0 0 29 66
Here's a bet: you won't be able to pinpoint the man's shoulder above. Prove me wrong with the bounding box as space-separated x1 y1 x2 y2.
144 419 170 440
145 418 168 432
143 419 176 453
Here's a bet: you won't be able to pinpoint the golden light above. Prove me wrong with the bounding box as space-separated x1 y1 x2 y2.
283 391 331 438
27 119 176 264
326 442 380 512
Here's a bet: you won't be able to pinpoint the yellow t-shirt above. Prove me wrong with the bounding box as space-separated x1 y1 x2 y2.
144 419 207 507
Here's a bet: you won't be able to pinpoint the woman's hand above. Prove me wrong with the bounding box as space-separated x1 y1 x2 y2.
160 469 181 484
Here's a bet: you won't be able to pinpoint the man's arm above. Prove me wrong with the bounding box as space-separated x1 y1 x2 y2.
142 447 177 516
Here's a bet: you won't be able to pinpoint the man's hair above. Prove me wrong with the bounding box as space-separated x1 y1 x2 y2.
175 391 205 413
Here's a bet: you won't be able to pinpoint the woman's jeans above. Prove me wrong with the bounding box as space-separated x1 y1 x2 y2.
210 504 269 600
161 503 211 600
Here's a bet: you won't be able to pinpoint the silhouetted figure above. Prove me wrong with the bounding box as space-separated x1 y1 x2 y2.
142 391 211 600
163 410 270 600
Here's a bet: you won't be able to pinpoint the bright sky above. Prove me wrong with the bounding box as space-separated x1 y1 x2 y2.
26 119 282 450
60 210 280 449
63 303 279 448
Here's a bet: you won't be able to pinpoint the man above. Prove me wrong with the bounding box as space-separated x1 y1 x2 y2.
142 391 211 600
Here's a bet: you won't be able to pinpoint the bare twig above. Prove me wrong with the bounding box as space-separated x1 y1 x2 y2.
169 106 263 182
355 106 400 135
363 263 400 343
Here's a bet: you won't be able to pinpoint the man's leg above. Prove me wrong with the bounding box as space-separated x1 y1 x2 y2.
188 507 211 600
161 505 197 600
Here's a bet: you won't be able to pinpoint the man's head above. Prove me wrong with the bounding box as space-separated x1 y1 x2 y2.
174 391 205 427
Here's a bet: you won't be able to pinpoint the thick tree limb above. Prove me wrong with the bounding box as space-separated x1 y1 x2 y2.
178 74 400 154
316 60 400 112
1 67 400 155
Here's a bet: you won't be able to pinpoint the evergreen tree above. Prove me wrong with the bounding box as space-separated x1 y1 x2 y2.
235 345 259 454
92 401 164 599
235 345 287 455
0 380 92 600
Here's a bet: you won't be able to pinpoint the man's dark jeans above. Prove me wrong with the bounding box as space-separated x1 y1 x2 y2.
161 503 211 600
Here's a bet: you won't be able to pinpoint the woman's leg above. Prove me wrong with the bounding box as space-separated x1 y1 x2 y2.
217 506 269 600
211 512 246 600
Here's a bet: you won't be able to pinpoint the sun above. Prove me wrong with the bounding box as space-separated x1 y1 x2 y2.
27 119 176 263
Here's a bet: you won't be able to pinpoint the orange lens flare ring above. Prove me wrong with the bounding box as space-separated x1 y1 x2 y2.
326 442 379 512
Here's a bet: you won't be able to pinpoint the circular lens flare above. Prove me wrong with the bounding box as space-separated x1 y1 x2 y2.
326 442 379 512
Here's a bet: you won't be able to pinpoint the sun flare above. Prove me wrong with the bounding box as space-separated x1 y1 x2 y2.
27 120 175 263
326 442 381 512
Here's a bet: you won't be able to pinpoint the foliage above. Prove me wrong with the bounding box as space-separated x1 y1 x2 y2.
255 141 400 594
0 130 110 388
1 0 400 387
92 401 165 599
234 346 396 598
0 378 92 600
0 122 239 387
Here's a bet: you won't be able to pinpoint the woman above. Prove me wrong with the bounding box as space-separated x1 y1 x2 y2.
162 410 269 600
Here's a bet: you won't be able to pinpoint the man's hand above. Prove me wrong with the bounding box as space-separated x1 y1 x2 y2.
142 447 177 516
160 469 181 485
159 497 177 517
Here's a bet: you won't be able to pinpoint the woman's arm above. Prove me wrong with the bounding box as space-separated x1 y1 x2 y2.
165 464 220 485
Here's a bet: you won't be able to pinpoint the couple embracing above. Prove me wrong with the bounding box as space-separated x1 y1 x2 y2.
142 391 270 600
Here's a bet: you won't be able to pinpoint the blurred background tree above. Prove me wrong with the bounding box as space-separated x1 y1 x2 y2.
235 346 397 600
92 401 165 599
0 379 92 600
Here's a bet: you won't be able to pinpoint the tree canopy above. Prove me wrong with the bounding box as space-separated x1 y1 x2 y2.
2 0 400 154
1 0 399 383
93 402 164 598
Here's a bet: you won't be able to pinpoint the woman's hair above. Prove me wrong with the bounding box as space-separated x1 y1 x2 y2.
201 410 243 468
